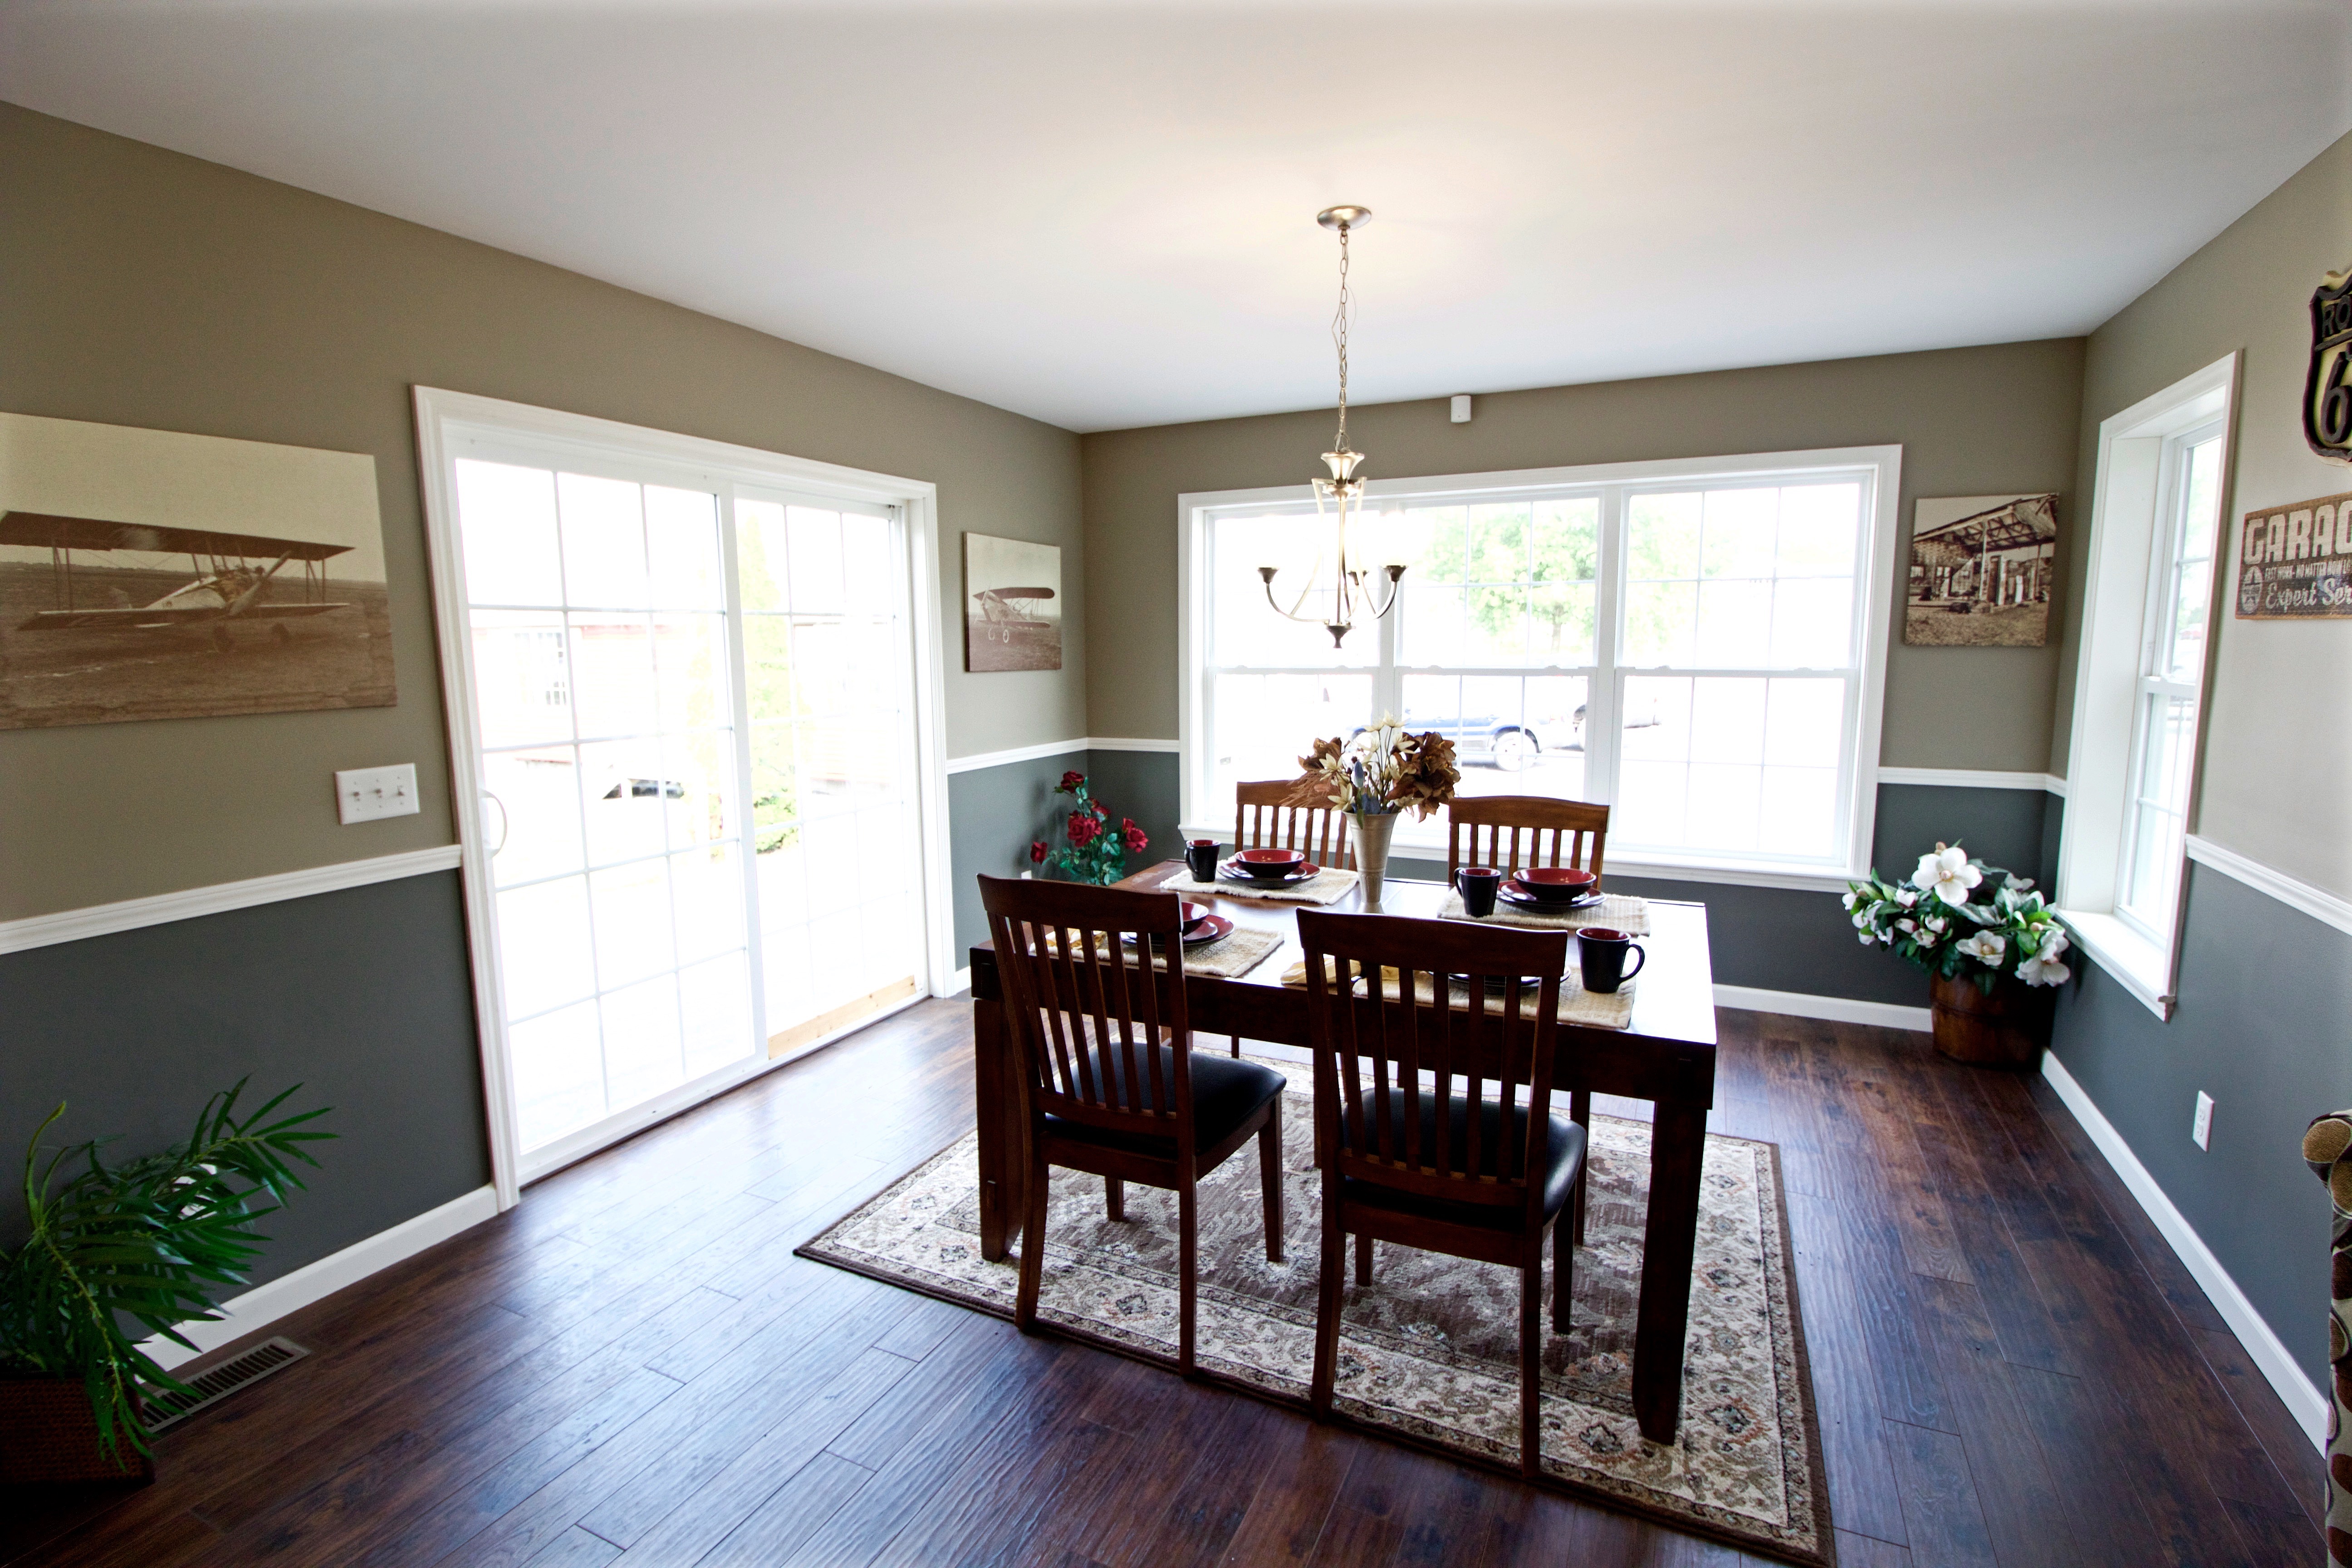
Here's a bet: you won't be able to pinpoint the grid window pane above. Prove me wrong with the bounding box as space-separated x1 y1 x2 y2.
471 612 574 748
558 473 651 609
1208 672 1374 814
482 747 585 888
1200 466 1869 872
456 460 564 607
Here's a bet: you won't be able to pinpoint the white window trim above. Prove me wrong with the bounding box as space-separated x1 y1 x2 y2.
413 386 953 1209
1176 445 1902 892
2055 353 2239 1020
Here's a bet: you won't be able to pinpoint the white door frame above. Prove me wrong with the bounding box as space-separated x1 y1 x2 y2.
412 386 953 1209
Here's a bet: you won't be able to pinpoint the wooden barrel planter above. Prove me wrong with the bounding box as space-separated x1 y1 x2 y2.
1929 971 2052 1066
0 1378 152 1486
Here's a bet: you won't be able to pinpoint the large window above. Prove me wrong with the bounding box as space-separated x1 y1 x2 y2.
1182 448 1900 882
2056 354 2236 1019
2116 426 2223 940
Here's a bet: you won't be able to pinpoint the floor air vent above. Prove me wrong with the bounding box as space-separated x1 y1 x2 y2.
145 1336 309 1432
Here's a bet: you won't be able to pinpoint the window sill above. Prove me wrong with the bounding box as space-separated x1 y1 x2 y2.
2052 908 2176 1020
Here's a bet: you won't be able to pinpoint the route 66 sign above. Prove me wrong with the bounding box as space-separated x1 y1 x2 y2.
2308 265 2352 462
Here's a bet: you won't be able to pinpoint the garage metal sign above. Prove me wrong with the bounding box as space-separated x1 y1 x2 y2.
2235 489 2352 618
2308 265 2352 462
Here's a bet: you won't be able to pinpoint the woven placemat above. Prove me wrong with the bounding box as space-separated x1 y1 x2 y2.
1436 888 1652 936
1105 926 1284 980
1162 864 1360 906
1279 957 1634 1030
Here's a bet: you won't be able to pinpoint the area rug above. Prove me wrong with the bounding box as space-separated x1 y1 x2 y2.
799 1058 1831 1566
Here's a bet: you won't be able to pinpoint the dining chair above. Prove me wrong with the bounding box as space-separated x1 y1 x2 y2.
1235 778 1355 871
1294 909 1585 1477
1444 795 1609 1243
1444 795 1609 882
978 874 1287 1374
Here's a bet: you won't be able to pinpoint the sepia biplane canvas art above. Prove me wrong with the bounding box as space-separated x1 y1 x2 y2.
1903 493 2059 647
963 531 1062 672
0 412 396 728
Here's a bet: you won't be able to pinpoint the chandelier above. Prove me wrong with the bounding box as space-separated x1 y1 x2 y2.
1259 205 1403 647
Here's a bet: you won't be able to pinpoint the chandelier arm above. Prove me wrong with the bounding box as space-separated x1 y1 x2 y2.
1366 564 1406 617
1259 569 1326 625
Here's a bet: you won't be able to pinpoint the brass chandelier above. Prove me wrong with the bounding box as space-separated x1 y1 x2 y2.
1259 205 1404 647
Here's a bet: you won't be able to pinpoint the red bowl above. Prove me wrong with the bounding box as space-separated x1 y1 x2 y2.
1511 866 1598 903
1177 900 1211 931
1234 847 1307 879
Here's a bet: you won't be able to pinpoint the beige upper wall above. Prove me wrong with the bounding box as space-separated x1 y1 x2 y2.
0 102 1084 921
2059 127 2352 900
1082 339 2085 768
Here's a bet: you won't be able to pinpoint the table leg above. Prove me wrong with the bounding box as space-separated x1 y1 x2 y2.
974 988 1024 1261
1632 1100 1706 1444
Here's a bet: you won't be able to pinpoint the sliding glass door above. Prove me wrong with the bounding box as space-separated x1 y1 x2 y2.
444 444 928 1176
736 492 925 1058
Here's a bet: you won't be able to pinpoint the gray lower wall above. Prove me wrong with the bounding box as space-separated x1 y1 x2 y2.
947 744 1186 963
0 871 490 1284
2047 864 2350 1391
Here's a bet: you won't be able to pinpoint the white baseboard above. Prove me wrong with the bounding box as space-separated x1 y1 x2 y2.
1713 984 1932 1033
2040 1051 2328 1450
946 966 972 996
142 1184 498 1372
0 844 463 956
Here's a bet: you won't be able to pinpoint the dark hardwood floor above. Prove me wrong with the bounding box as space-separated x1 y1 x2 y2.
6 1000 2322 1567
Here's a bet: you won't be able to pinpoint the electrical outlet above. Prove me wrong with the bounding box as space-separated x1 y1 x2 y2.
336 764 420 825
2191 1091 2214 1151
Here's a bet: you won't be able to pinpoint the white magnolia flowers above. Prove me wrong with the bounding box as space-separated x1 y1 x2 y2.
1956 931 2006 965
1912 843 1983 907
1850 841 2073 988
2018 929 2072 987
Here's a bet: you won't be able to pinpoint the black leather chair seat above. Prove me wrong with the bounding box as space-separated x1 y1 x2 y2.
1042 1045 1285 1156
1338 1091 1585 1232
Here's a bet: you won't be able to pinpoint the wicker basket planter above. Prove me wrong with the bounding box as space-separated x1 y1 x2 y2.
0 1377 152 1486
1930 971 2053 1067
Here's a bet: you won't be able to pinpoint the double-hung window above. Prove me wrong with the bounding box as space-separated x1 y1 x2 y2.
1180 448 1901 883
2057 353 2237 1018
2116 425 2224 941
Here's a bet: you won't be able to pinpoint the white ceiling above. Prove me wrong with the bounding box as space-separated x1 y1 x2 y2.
4 1 2347 432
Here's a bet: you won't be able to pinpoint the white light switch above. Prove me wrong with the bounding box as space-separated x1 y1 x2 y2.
336 764 420 825
2191 1091 2214 1151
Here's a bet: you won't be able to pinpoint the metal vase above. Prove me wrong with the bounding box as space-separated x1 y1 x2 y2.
1348 810 1398 908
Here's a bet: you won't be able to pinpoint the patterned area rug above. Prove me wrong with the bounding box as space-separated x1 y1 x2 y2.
799 1058 1831 1566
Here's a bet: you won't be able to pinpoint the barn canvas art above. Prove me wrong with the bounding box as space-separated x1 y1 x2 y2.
963 531 1063 672
1903 493 2059 647
0 412 397 728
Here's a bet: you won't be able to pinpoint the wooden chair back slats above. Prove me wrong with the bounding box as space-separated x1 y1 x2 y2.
1444 796 1610 881
1297 912 1567 1223
1235 780 1354 870
979 877 1194 1146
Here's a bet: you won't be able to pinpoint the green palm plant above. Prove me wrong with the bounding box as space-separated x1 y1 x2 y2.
0 1081 333 1465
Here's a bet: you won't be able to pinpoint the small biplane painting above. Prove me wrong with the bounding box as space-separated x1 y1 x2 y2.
963 531 1062 672
1903 493 2059 647
0 412 396 728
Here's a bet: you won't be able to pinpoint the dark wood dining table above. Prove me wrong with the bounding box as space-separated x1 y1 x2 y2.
967 859 1719 1444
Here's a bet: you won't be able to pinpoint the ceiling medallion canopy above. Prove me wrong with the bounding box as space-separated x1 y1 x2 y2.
1259 205 1404 647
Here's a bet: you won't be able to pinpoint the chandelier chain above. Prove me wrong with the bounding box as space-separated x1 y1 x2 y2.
1331 220 1352 452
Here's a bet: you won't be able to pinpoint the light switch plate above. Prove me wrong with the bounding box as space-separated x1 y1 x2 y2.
336 764 420 825
2192 1091 2214 1151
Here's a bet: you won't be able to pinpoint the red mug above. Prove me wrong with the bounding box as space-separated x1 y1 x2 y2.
1577 926 1646 994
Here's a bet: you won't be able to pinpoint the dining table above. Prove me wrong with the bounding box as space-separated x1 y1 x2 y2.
966 858 1719 1444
